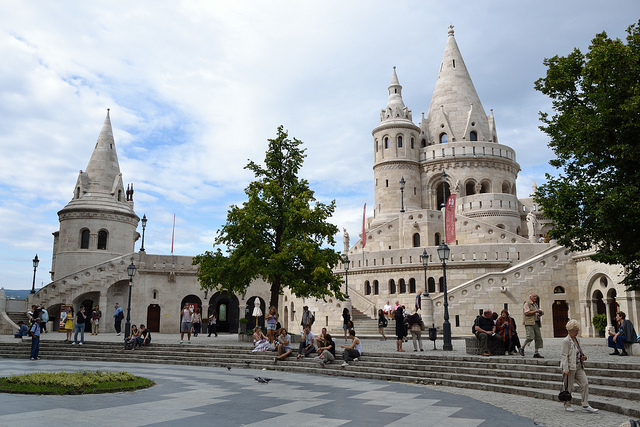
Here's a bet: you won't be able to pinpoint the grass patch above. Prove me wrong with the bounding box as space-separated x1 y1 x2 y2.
0 371 154 395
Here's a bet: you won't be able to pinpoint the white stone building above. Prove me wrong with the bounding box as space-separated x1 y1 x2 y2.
3 27 636 339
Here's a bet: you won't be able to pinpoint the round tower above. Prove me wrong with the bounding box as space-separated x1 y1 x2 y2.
372 67 421 225
51 110 140 280
419 26 521 234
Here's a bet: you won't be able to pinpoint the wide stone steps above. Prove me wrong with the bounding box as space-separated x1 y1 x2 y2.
3 341 638 418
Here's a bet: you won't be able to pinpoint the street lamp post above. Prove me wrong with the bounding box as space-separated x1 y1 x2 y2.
437 243 453 351
30 254 39 294
440 170 447 209
420 249 429 297
399 177 406 213
344 255 350 298
140 214 147 252
124 261 136 339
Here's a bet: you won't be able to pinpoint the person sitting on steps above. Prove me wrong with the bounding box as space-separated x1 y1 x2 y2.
609 311 636 356
340 329 362 366
297 325 315 358
473 309 497 356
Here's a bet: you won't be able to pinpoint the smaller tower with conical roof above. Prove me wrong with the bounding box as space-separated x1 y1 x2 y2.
51 110 140 280
371 67 421 225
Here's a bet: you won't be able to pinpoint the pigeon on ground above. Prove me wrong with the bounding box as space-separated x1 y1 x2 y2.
254 377 272 384
226 366 232 370
244 361 251 367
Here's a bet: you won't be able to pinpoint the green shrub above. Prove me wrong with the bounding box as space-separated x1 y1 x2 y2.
0 371 153 395
592 313 607 332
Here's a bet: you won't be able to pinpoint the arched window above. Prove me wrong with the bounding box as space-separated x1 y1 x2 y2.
439 133 448 144
389 279 396 294
412 233 420 247
97 230 108 250
438 277 444 292
435 233 441 246
397 136 403 148
76 187 80 199
436 181 450 208
117 189 122 201
365 281 371 295
466 181 476 195
428 277 436 294
421 139 426 148
470 131 477 141
411 137 414 149
399 279 406 294
502 181 511 194
80 229 90 249
376 140 379 152
409 278 416 293
373 280 379 295
385 137 389 149
554 286 565 294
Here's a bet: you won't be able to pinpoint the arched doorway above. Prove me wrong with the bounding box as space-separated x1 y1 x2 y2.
147 304 161 332
207 291 239 333
552 300 569 337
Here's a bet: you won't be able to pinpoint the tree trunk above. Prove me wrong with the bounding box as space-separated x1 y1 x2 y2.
270 277 281 311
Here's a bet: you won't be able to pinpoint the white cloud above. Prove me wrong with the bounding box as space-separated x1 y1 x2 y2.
1 0 637 288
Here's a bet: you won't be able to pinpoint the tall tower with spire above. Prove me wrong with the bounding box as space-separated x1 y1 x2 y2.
371 67 421 225
50 110 140 280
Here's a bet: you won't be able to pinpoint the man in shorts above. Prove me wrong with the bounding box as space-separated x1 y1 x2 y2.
180 303 193 344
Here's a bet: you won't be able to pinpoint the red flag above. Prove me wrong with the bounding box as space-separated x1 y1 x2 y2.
171 214 176 254
362 203 367 249
445 195 456 244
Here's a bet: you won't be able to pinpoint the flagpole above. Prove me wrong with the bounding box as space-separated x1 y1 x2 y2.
171 214 175 267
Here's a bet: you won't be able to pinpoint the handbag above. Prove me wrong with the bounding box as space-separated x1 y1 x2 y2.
558 374 572 402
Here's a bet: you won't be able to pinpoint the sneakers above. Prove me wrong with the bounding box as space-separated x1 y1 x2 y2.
533 353 544 359
117 332 121 336
319 361 325 366
610 350 620 355
519 347 525 357
72 342 77 345
180 340 183 344
564 406 575 412
582 406 598 413
274 357 278 364
79 342 83 346
341 362 349 367
620 350 629 356
353 358 358 362
30 357 35 360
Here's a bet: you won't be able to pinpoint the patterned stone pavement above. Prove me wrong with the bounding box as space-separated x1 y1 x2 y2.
0 359 539 427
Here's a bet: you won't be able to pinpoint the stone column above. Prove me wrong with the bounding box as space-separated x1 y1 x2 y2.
99 293 108 334
422 295 435 328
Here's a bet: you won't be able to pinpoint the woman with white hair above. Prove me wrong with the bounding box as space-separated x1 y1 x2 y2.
560 319 598 413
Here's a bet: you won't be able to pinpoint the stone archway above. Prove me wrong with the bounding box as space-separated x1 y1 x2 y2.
207 291 239 333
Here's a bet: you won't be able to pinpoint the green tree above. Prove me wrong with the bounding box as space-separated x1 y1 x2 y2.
193 126 344 308
534 21 640 291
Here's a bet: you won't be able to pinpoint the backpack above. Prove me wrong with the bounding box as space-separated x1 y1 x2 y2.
472 316 480 334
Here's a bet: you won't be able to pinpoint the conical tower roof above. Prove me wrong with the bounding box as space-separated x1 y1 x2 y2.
59 110 136 216
424 25 491 143
377 67 413 125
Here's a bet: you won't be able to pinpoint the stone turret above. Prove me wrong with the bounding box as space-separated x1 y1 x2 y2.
50 110 140 280
372 67 421 225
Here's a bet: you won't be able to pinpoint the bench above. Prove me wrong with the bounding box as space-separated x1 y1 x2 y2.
624 342 639 356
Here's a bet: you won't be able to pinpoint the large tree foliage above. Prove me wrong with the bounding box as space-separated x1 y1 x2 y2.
193 126 344 308
534 21 640 290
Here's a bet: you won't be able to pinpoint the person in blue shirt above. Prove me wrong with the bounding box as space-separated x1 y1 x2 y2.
29 318 42 360
14 321 28 338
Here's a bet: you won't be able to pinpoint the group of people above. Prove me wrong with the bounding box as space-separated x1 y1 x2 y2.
179 303 218 344
473 294 544 358
122 324 152 350
14 304 48 360
251 305 363 367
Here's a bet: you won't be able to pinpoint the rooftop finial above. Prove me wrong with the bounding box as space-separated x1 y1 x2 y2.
448 24 454 36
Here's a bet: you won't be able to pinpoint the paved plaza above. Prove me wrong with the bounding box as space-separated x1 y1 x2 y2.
1 333 637 426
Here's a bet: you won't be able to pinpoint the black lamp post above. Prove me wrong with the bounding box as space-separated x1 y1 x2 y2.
30 254 39 294
344 255 350 298
140 214 147 251
437 243 453 351
420 249 429 297
124 261 136 338
399 176 406 213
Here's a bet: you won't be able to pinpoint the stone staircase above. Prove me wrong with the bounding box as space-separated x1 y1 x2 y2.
349 307 380 338
2 340 638 418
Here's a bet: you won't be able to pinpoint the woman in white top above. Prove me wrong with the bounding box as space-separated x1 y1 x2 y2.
340 329 362 366
560 319 598 413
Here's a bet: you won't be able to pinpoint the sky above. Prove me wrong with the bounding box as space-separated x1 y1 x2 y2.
1 1 638 290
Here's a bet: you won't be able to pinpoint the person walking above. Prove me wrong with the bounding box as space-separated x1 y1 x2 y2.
207 311 218 337
561 319 598 413
72 305 87 345
192 308 202 337
113 303 124 336
91 305 102 335
29 318 42 360
521 293 544 358
40 308 49 333
377 309 387 341
180 303 193 344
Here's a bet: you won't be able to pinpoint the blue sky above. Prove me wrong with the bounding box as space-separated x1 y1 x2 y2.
1 1 638 290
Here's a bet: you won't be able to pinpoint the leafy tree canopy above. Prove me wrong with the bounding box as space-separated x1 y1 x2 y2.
193 126 344 308
534 20 640 291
